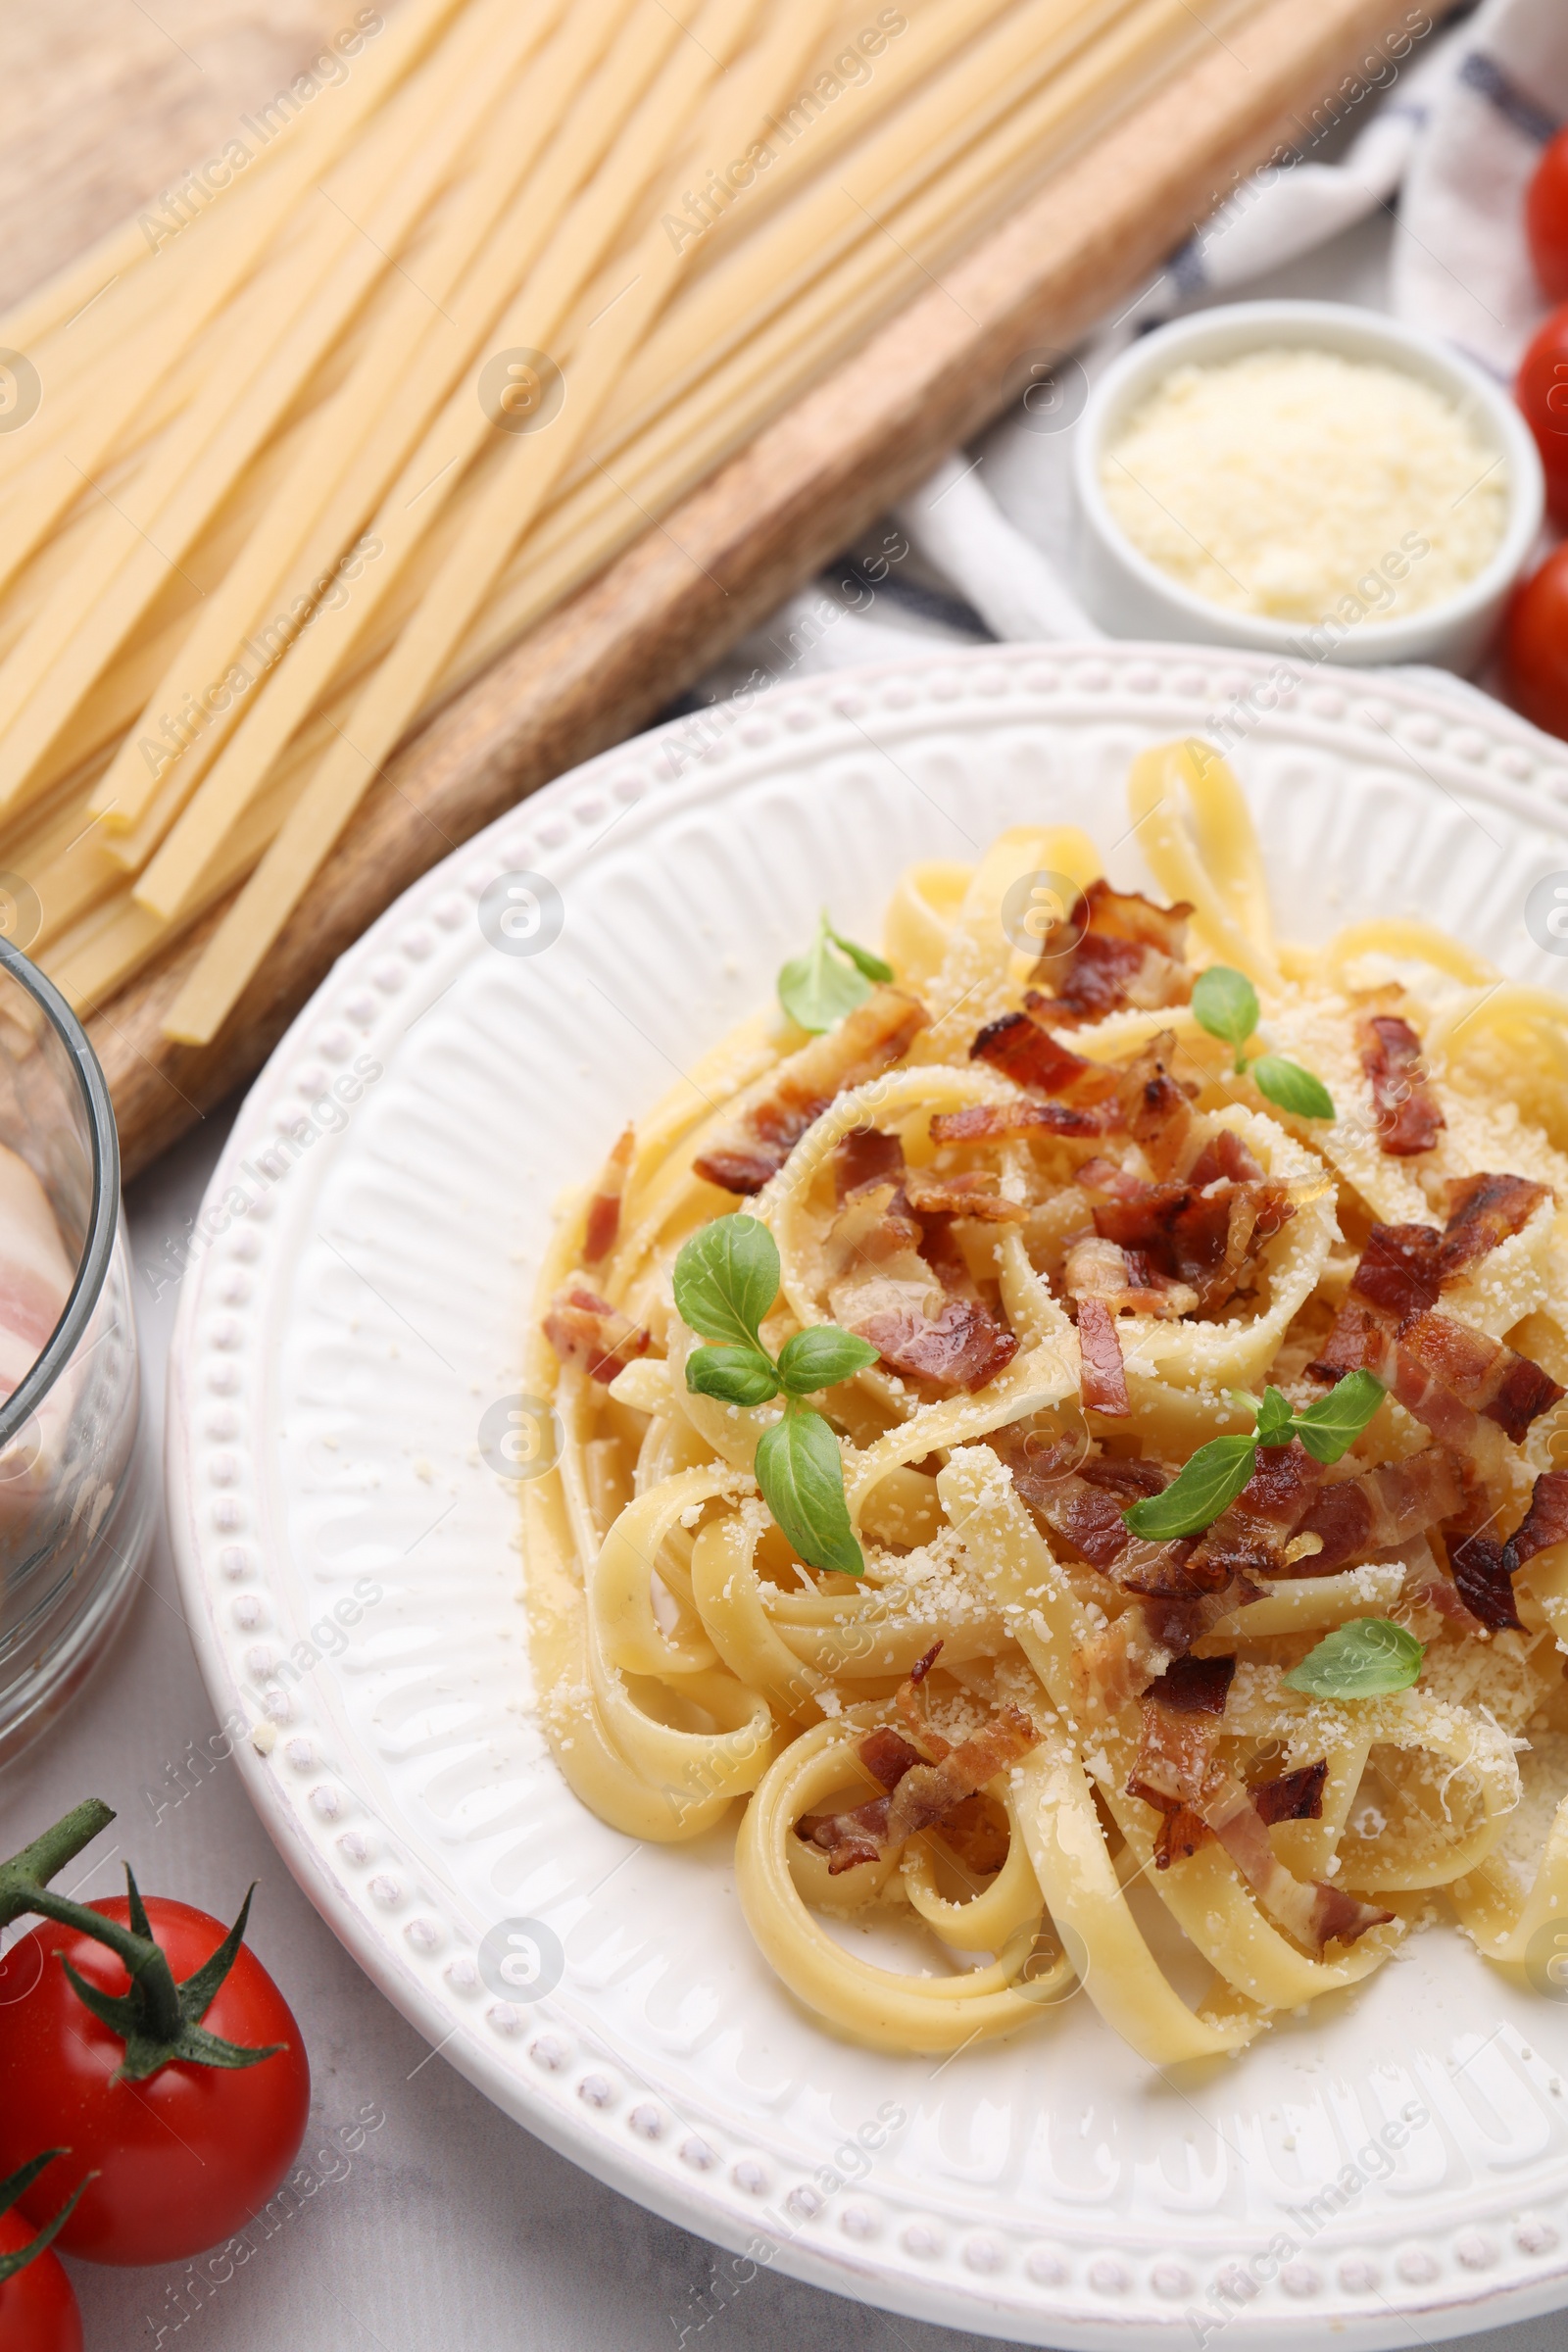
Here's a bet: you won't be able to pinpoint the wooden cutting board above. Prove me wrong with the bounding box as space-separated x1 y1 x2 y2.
11 0 1426 1174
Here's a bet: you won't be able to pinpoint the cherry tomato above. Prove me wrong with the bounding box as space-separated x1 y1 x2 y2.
1528 128 1568 302
1504 543 1568 741
0 1895 310 2267
1516 306 1568 526
0 2209 81 2352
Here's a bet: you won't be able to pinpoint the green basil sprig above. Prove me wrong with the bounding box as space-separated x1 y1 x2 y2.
1191 965 1335 1119
1283 1617 1424 1698
1122 1370 1386 1541
673 1214 878 1575
778 910 894 1033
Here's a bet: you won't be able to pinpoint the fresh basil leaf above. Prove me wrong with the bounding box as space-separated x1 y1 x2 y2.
755 1404 864 1576
1123 1434 1259 1540
672 1214 780 1350
776 1325 880 1396
1289 1367 1386 1465
827 923 895 986
685 1346 781 1407
1252 1386 1295 1448
1282 1617 1423 1699
778 913 872 1033
1252 1054 1335 1121
1192 965 1259 1070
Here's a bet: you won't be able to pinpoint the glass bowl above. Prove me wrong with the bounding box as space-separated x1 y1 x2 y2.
0 937 150 1764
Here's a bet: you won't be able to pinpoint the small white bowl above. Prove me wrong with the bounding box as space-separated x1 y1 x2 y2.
1071 299 1544 673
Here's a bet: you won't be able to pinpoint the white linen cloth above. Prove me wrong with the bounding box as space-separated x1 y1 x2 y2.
10 15 1568 2347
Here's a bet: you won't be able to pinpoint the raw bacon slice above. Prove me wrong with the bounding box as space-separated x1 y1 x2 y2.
1295 1449 1461 1575
543 1286 650 1385
1359 1012 1445 1157
694 987 928 1193
1437 1172 1550 1281
583 1125 634 1264
1030 879 1197 1024
1075 1295 1131 1416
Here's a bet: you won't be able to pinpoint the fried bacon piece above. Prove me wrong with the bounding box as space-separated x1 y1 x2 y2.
1437 1171 1549 1281
834 1126 906 1200
1127 1701 1392 1945
1144 1652 1236 1714
1185 1440 1327 1584
1186 1130 1266 1187
1447 1467 1568 1631
798 1692 1040 1875
1031 878 1196 1025
1092 1168 1295 1315
694 986 928 1194
1319 1179 1549 1368
1252 1759 1329 1826
969 1011 1120 1102
543 1285 650 1385
1385 1312 1563 1448
1064 1234 1199 1321
1075 1294 1131 1416
902 1169 1027 1222
1003 1443 1227 1599
856 1298 1020 1393
583 1125 634 1263
930 1100 1113 1144
1115 1031 1200 1178
825 1170 1019 1397
1359 1011 1445 1157
1294 1449 1462 1576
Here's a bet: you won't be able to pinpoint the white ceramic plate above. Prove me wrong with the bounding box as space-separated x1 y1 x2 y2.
168 644 1568 2349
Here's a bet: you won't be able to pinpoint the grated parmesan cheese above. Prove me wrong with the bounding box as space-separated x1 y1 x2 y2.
1101 347 1508 625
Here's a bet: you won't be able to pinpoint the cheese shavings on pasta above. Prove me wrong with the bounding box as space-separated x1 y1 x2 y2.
520 738 1568 2064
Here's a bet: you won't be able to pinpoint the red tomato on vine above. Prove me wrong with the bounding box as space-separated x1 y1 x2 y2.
1527 128 1568 302
0 1801 311 2268
0 2153 85 2352
1516 306 1568 527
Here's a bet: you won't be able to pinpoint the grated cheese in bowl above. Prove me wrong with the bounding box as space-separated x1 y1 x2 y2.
1100 346 1509 627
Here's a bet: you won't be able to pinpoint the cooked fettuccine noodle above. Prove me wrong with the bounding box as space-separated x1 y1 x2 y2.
521 738 1568 2061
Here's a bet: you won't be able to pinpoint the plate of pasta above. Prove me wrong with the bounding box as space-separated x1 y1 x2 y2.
169 645 1568 2348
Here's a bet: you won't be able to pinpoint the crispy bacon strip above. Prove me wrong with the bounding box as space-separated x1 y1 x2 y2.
543 1285 649 1385
1031 879 1196 1024
1186 1130 1266 1187
930 1101 1111 1144
1186 1441 1326 1584
902 1169 1027 1222
1448 1467 1568 1631
855 1298 1019 1393
1144 1652 1236 1714
1128 1701 1391 1944
1359 1012 1445 1157
1295 1449 1461 1576
1076 1296 1130 1417
969 1011 1119 1101
1252 1759 1328 1825
1064 1234 1199 1320
798 1699 1039 1874
583 1125 634 1263
835 1126 906 1200
1093 1171 1294 1315
1387 1311 1563 1447
1438 1171 1549 1280
694 987 928 1194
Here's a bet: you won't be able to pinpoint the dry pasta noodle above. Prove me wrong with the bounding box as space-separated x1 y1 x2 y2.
0 0 1272 1033
521 740 1568 2063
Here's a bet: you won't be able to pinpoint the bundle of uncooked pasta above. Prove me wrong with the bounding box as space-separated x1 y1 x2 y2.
0 0 1266 1041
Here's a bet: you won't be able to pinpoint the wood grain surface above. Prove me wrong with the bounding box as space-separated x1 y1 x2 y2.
9 0 1424 1173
